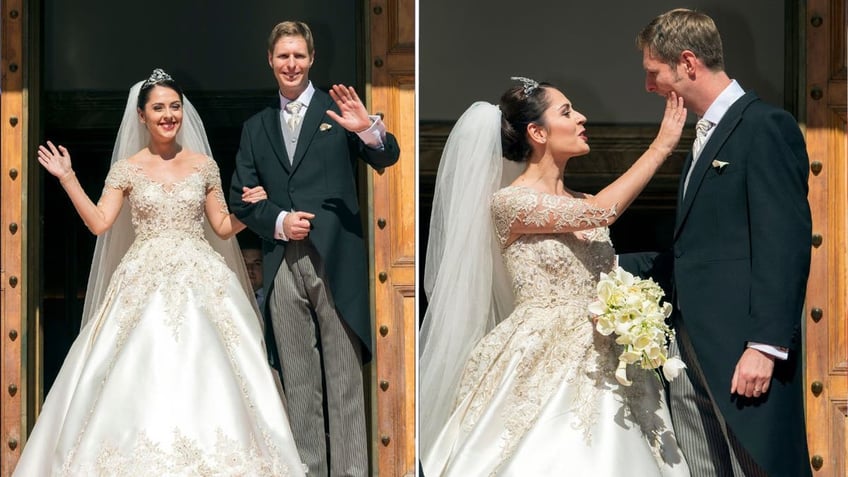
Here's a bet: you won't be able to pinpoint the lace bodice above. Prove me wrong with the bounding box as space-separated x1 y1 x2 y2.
104 157 228 241
491 186 617 309
96 157 236 346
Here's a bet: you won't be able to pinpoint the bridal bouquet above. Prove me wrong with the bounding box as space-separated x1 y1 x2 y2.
588 267 686 386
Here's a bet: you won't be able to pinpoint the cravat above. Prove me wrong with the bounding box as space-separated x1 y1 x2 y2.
285 101 303 131
683 118 713 196
691 118 713 160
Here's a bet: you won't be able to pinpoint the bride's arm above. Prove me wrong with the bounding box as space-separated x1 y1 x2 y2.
203 158 266 239
205 187 267 239
496 191 618 246
586 92 685 213
37 141 125 236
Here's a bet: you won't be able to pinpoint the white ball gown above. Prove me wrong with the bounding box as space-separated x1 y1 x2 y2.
422 186 690 477
13 157 305 476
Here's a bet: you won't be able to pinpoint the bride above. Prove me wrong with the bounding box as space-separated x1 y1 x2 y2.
14 69 305 476
419 78 691 476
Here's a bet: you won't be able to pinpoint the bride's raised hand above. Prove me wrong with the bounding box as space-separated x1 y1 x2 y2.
241 185 267 204
37 140 74 181
650 92 686 158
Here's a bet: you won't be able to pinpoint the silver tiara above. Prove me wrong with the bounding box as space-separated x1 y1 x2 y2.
511 76 539 96
142 68 173 88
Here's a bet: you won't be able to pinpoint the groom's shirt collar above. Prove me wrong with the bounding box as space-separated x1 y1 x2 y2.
701 79 745 126
279 81 315 110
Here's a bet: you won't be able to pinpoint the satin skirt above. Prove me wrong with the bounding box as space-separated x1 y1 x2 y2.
423 302 691 477
13 242 305 476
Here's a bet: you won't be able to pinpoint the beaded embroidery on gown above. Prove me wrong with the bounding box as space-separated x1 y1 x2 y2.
13 157 305 477
423 186 689 477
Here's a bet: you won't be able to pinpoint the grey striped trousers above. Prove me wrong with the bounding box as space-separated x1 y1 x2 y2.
270 240 368 477
668 324 767 477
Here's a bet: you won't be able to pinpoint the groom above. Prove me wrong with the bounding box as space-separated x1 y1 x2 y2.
621 9 812 477
229 21 400 477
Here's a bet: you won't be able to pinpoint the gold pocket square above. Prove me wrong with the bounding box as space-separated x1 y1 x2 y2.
319 123 332 131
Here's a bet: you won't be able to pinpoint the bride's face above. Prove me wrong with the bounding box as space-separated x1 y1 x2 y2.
138 86 183 141
537 88 589 159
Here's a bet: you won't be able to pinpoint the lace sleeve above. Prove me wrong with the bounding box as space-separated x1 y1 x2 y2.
103 159 132 191
491 186 617 247
201 156 230 214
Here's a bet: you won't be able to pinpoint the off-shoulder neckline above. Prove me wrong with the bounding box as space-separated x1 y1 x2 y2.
117 156 214 189
497 185 590 200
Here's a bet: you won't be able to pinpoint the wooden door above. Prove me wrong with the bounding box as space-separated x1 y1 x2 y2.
369 0 415 475
1 0 25 474
804 0 847 475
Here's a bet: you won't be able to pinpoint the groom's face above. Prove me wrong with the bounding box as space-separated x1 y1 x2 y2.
269 35 314 100
642 48 685 98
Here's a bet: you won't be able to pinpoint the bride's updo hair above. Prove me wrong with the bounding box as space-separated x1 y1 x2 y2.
137 68 185 110
499 83 553 162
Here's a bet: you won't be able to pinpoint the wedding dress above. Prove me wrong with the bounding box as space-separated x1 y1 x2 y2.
422 186 689 477
13 157 305 476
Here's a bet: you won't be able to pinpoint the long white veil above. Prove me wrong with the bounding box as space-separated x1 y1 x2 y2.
80 80 256 328
419 101 520 457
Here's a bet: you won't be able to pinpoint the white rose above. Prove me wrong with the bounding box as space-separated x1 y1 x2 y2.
662 356 687 381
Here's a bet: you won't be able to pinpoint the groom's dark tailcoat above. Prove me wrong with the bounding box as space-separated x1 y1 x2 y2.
228 88 400 361
621 92 812 477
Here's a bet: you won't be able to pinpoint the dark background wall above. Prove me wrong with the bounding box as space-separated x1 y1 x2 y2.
44 0 358 91
420 0 785 123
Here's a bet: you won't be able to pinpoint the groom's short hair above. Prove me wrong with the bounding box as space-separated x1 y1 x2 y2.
268 21 315 56
636 8 725 72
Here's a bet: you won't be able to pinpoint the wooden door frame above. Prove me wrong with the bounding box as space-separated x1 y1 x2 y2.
1 0 33 473
804 0 847 475
368 0 415 475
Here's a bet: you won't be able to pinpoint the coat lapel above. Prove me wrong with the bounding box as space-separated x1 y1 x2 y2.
674 92 758 238
290 92 332 173
676 151 694 217
260 105 292 172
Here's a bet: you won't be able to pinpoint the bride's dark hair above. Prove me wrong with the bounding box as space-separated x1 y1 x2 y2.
499 82 553 162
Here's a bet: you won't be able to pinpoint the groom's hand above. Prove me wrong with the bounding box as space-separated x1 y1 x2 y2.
284 211 315 241
326 84 372 133
730 348 775 398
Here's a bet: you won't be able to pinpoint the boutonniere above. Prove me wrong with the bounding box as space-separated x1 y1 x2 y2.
711 160 729 173
319 123 333 132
